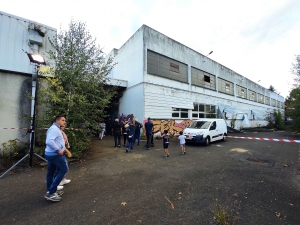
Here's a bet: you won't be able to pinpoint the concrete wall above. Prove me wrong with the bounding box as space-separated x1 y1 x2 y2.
119 84 144 121
108 26 145 119
0 72 32 145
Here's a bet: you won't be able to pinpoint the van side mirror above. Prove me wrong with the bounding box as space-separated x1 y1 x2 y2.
210 126 216 130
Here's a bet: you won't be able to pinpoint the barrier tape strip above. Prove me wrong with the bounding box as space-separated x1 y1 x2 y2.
0 127 81 131
227 136 300 143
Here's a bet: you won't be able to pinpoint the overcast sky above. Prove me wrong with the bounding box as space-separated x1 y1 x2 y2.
1 0 300 98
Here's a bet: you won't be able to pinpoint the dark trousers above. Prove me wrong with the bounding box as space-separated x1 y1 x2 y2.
123 134 127 145
114 132 121 147
146 134 152 148
45 154 69 194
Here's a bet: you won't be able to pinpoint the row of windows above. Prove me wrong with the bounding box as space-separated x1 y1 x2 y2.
147 50 284 109
172 104 217 119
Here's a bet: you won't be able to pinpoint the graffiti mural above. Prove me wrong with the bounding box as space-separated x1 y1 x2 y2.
143 119 192 135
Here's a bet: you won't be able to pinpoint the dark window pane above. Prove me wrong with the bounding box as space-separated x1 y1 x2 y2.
181 112 188 118
172 113 179 117
192 113 198 118
210 106 216 113
199 113 205 118
204 75 210 83
199 104 204 112
193 103 198 111
181 108 188 112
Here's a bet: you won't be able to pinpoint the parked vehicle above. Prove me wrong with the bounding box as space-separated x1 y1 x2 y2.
183 119 227 145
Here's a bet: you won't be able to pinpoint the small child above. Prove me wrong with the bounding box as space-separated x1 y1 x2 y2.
178 131 186 155
162 130 170 158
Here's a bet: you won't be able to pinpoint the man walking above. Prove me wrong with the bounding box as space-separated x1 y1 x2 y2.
44 115 69 202
144 117 153 150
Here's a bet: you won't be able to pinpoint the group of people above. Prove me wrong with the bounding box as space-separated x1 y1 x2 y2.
111 117 144 152
44 115 71 202
108 117 187 158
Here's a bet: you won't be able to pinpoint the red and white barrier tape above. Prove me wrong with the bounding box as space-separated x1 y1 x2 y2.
227 136 300 143
0 127 80 131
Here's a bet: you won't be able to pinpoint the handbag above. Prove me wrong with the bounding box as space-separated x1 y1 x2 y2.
64 148 72 158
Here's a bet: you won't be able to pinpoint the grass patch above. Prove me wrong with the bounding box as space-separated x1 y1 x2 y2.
211 199 237 225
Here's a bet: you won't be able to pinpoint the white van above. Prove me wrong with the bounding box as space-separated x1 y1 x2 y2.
183 119 227 145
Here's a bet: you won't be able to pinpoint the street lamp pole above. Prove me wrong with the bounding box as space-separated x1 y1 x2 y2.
203 51 213 62
0 53 47 179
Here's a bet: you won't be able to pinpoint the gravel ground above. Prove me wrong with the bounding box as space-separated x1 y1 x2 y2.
0 131 300 225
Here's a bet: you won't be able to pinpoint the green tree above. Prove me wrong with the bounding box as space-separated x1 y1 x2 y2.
36 20 116 157
286 55 300 131
286 88 300 131
268 85 276 93
291 54 300 87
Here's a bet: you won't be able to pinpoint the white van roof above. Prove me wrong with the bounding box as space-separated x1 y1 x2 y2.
193 119 225 122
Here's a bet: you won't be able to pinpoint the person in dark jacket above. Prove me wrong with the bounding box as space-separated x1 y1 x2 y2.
134 118 143 146
126 121 136 152
144 117 153 150
112 118 122 148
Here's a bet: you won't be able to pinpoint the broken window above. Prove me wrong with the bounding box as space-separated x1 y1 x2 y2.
170 63 179 73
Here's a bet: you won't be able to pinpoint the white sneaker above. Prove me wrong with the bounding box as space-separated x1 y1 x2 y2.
59 178 71 186
57 185 64 191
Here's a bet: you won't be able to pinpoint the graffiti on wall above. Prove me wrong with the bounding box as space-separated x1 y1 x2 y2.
143 119 192 135
119 113 134 122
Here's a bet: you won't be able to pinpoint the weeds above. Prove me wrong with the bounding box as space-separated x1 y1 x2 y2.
211 199 236 225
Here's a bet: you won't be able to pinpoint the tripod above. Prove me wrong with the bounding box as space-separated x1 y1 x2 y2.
0 64 47 179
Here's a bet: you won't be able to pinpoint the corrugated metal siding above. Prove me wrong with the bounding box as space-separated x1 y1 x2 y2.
0 11 56 74
144 85 193 119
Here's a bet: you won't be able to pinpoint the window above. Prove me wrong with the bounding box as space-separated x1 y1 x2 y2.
170 63 179 73
248 90 257 101
258 94 264 104
192 103 217 119
147 50 188 83
236 85 247 98
191 67 216 90
172 108 189 118
265 97 270 105
218 78 234 95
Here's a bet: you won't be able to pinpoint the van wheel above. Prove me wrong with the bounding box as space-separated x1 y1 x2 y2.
205 137 210 146
222 134 226 142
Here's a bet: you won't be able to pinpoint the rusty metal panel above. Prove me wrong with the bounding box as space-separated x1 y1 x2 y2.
0 11 56 74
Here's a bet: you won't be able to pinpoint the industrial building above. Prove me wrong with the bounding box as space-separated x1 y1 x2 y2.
107 25 284 132
0 11 285 146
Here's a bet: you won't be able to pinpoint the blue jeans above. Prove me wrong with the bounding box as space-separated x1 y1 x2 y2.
45 154 69 194
134 133 141 145
126 137 134 150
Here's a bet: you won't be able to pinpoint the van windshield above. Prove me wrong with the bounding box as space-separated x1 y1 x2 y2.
189 121 211 129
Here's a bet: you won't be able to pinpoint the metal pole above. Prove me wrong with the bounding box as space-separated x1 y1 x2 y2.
29 66 38 167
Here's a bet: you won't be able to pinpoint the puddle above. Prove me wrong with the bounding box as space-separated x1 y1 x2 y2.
230 148 249 153
246 158 271 164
